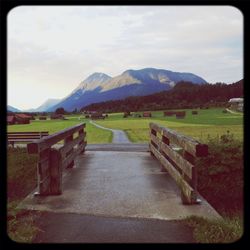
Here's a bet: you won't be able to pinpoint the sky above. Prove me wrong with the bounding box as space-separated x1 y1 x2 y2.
8 6 243 110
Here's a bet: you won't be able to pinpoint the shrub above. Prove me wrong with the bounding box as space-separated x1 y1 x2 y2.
196 131 243 215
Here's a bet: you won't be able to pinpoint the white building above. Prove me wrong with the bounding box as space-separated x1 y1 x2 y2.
228 98 243 112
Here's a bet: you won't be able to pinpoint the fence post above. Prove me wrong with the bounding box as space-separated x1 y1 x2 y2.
65 134 74 168
181 150 198 204
79 128 85 153
160 132 169 172
49 149 62 195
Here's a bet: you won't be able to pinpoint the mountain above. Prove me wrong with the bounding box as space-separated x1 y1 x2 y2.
24 98 61 112
83 79 243 113
7 105 21 112
34 98 61 112
48 68 207 112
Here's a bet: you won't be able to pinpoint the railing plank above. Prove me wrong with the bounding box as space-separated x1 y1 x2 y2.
59 135 84 158
160 155 195 203
161 142 194 179
161 126 208 157
149 122 162 133
150 134 161 148
61 144 84 169
27 123 85 154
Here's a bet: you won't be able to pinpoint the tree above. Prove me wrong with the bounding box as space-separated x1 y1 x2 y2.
55 107 66 114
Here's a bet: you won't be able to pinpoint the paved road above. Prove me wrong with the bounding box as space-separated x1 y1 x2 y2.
89 120 131 143
33 212 195 243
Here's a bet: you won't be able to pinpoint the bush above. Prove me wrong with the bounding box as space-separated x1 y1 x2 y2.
196 131 243 215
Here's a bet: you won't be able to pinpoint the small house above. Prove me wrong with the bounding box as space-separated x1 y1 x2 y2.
7 115 16 125
164 111 175 116
15 114 32 124
90 113 105 120
39 116 47 120
50 114 64 120
175 111 186 119
228 98 243 112
143 112 152 117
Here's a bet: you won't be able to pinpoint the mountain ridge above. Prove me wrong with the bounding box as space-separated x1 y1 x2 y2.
46 67 207 111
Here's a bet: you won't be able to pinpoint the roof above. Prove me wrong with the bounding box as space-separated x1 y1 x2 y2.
7 116 15 122
15 114 32 119
228 98 243 103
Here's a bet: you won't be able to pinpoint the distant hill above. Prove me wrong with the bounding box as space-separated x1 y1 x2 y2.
48 68 207 111
7 105 21 112
34 98 61 112
82 80 243 112
24 98 61 112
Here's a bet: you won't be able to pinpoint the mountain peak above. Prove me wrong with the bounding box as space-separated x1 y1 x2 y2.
83 72 111 84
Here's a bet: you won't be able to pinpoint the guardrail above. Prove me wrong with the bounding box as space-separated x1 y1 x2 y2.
27 123 87 196
149 123 208 204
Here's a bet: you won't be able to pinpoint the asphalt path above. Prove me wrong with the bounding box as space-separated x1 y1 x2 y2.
32 212 195 243
89 120 131 143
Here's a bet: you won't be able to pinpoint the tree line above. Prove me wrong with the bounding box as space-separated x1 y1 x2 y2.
81 80 243 113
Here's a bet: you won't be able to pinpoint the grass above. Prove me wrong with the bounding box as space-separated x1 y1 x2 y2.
7 147 41 242
7 118 112 144
94 108 243 143
183 215 243 243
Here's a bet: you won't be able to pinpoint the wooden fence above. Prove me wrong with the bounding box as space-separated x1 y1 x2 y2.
149 123 208 204
27 123 87 196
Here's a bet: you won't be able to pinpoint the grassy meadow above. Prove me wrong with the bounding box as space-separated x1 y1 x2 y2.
7 108 243 143
94 108 243 143
7 117 112 144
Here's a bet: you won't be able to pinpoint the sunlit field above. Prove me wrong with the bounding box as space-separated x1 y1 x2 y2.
7 108 243 143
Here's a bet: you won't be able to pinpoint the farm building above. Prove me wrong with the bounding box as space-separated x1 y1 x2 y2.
228 98 243 112
7 115 16 125
164 111 175 116
50 114 65 120
90 113 105 120
15 114 32 124
175 111 186 119
143 112 152 117
39 116 47 120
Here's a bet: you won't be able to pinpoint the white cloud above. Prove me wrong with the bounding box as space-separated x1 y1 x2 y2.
8 6 243 110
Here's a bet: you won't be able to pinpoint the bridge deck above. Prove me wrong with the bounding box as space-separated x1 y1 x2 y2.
19 144 220 221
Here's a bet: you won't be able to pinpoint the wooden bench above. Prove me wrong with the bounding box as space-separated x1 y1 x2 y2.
149 123 208 204
7 132 49 146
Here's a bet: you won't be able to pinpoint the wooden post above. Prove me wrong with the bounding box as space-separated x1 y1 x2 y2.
150 128 157 156
65 134 74 168
34 148 51 196
79 128 85 153
160 134 169 172
181 150 198 204
49 149 62 195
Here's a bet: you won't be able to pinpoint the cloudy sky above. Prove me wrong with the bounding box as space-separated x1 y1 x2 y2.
8 6 243 110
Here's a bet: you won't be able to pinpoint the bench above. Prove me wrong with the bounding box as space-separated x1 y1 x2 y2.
7 132 49 146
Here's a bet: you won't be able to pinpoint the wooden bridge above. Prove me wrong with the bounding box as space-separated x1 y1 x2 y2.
19 123 220 223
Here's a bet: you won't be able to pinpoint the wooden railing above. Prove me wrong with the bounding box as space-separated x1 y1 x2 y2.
27 123 87 196
149 123 208 204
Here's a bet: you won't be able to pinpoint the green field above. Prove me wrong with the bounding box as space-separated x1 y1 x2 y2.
94 108 243 143
7 108 243 143
7 117 112 144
